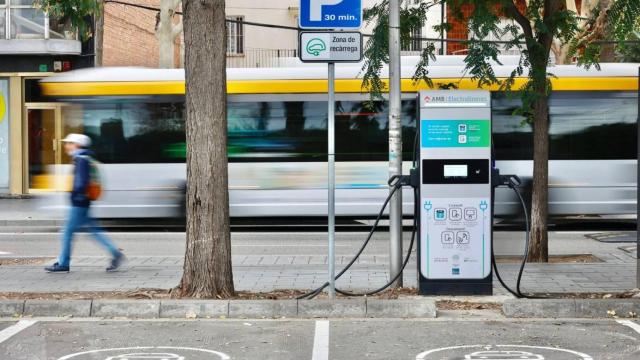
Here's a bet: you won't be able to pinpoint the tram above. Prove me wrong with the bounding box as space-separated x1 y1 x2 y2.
39 56 639 218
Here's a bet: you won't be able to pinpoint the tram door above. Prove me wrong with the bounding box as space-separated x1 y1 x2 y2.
25 104 66 192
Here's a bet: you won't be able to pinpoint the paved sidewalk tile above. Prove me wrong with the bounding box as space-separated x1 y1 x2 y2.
0 254 636 294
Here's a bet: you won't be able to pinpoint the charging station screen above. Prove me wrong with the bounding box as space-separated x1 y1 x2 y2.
444 165 467 178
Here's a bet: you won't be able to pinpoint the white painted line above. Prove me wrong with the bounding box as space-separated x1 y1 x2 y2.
0 320 38 344
311 320 330 360
0 251 11 255
617 319 640 334
416 344 592 360
57 346 229 360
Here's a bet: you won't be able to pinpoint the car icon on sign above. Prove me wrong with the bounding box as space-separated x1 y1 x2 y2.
105 353 185 360
306 38 327 56
465 350 544 359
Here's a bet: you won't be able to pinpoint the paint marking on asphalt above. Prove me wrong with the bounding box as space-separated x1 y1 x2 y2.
311 320 330 360
617 319 640 334
0 251 10 255
0 320 38 344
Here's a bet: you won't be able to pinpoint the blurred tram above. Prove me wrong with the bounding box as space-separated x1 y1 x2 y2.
39 57 639 218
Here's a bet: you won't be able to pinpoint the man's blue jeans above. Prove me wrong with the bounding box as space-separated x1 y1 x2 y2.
58 206 120 267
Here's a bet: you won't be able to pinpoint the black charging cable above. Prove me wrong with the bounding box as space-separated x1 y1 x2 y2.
334 187 418 297
297 176 410 300
492 172 541 299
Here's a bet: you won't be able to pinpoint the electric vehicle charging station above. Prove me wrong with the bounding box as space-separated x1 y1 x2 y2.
418 90 493 295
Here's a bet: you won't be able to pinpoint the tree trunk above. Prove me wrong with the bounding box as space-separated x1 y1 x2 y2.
551 40 571 64
599 43 616 62
94 0 104 66
157 0 177 69
528 85 550 263
158 35 176 69
178 0 234 298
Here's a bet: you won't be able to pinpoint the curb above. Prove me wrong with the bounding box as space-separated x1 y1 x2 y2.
0 298 437 319
0 220 63 227
503 299 640 318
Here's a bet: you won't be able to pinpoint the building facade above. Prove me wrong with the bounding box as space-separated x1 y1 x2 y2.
99 0 447 69
0 0 94 195
225 0 446 67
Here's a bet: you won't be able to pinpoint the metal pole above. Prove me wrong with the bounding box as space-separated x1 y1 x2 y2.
637 66 639 290
388 0 403 288
328 62 336 298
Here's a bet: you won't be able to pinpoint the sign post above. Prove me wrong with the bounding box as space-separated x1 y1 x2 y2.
299 0 363 298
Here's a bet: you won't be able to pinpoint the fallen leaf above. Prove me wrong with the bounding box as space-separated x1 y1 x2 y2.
185 310 197 319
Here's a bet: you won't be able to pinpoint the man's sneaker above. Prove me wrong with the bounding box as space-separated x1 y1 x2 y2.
45 262 69 273
106 253 126 272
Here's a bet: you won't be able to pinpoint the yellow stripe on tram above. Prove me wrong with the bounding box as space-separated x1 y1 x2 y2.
40 76 639 97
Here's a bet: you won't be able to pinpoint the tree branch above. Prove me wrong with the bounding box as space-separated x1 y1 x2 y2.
503 0 534 40
172 21 183 39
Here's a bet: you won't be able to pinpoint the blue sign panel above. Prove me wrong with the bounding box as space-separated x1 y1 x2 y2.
299 0 362 29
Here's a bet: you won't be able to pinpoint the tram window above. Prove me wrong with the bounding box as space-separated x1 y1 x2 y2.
492 94 532 161
227 99 417 162
335 100 417 161
549 91 637 160
228 101 327 161
63 101 185 164
492 91 638 160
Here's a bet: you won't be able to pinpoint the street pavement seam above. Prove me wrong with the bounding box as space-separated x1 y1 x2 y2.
311 320 330 360
0 319 37 344
616 319 640 334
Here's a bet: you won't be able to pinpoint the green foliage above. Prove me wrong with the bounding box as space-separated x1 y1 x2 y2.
617 32 640 62
35 0 101 40
361 0 639 118
573 0 640 68
362 1 390 100
361 0 440 100
608 0 640 43
450 0 579 122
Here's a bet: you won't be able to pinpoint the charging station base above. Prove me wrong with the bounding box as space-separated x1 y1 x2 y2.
419 277 493 296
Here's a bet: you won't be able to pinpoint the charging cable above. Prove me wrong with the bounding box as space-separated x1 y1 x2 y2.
492 172 540 299
297 175 418 300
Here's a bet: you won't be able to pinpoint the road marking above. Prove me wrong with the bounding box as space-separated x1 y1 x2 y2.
0 251 10 255
311 320 330 360
57 346 230 360
0 320 38 344
617 319 640 334
416 344 592 360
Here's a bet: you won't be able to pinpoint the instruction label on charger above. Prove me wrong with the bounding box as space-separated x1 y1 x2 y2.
421 197 491 279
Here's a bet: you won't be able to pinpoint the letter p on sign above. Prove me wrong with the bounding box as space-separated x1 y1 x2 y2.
310 0 344 21
299 0 362 29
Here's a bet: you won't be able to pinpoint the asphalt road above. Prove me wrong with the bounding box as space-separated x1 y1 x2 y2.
0 318 638 360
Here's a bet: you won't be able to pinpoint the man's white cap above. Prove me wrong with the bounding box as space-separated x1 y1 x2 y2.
61 133 91 147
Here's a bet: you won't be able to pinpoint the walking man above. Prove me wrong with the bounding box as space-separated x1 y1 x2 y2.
45 134 125 273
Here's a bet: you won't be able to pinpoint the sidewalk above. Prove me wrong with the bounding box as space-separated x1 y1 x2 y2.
0 198 637 296
0 253 636 295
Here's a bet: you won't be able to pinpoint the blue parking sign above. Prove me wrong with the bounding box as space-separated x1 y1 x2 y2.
299 0 362 29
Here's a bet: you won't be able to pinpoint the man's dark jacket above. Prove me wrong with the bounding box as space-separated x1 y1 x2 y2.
70 149 93 208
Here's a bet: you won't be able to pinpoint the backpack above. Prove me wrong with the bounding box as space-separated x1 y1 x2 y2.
78 155 103 201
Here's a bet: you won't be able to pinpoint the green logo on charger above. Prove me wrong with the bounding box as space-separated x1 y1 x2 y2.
306 38 327 56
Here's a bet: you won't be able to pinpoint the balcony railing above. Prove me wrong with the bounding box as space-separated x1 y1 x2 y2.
227 48 298 68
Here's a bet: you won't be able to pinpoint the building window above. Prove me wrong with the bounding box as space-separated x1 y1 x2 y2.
226 16 244 55
0 0 75 40
403 26 423 52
